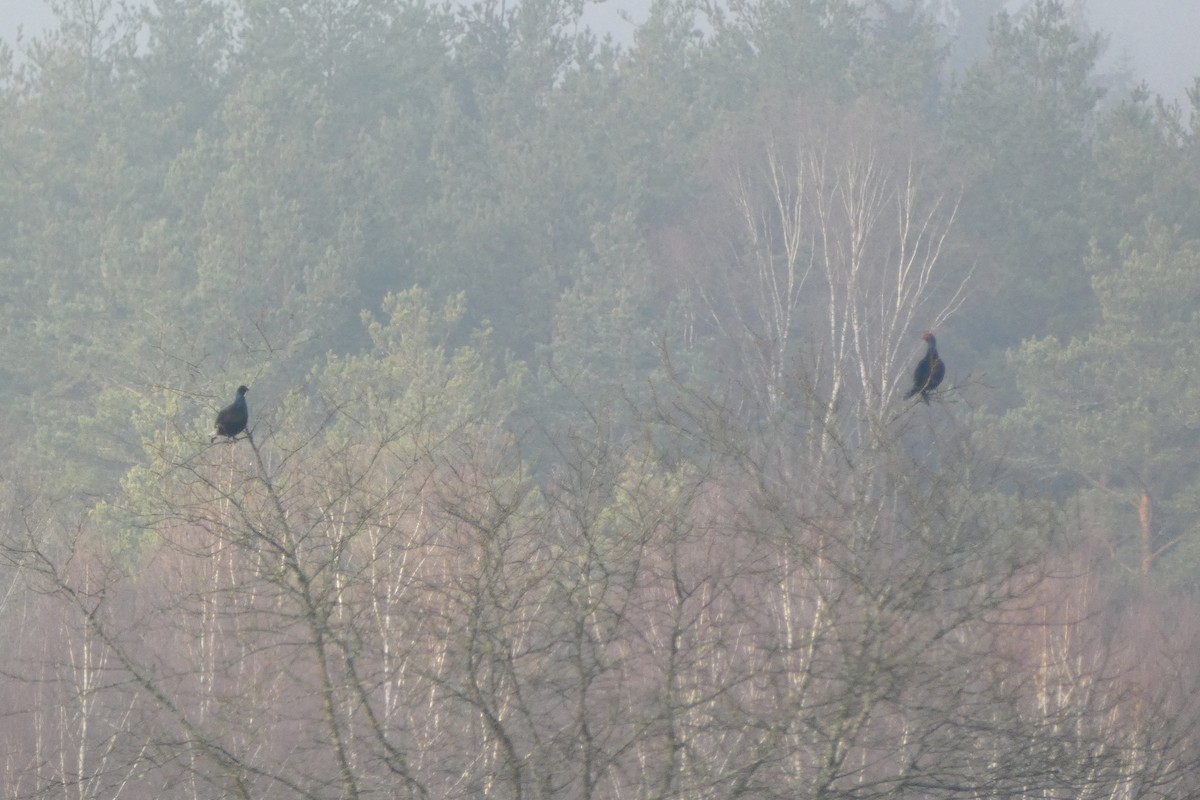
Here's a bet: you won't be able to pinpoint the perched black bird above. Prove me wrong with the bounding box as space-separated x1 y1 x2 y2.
905 332 945 403
211 385 250 442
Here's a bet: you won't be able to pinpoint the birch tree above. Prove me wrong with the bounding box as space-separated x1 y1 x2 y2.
678 99 965 446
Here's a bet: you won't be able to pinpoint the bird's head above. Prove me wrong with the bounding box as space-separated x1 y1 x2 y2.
921 332 934 342
237 385 249 396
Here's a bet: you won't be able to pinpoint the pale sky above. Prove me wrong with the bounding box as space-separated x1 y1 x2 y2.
2 0 54 48
1087 0 1200 102
2 0 1199 102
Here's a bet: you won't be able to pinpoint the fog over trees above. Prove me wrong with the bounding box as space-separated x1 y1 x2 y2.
2 0 1200 797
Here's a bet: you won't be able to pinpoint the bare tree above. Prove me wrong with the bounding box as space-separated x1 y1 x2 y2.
670 98 966 456
1 289 1197 800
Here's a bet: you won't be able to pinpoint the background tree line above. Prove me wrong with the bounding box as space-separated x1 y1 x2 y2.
2 0 1200 796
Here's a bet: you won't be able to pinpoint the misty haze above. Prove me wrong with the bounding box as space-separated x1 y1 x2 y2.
1 0 1199 797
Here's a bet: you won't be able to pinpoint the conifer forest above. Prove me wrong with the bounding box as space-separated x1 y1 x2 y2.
3 0 1200 797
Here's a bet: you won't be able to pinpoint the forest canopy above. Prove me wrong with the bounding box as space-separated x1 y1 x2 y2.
2 0 1200 797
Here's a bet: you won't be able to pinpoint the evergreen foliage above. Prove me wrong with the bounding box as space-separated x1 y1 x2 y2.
2 0 1200 794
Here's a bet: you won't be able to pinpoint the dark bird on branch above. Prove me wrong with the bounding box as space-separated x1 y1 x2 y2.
905 332 944 403
211 385 249 442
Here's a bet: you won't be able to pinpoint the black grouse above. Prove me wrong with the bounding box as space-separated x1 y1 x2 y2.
211 385 250 442
905 332 945 403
